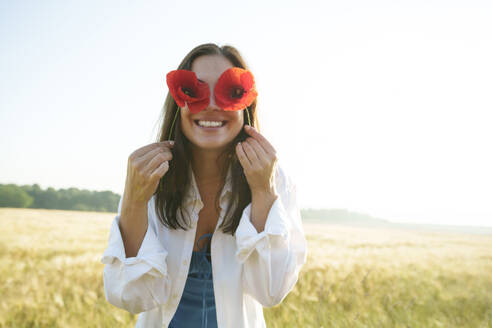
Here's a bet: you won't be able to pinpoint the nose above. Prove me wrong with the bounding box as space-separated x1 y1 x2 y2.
205 86 222 111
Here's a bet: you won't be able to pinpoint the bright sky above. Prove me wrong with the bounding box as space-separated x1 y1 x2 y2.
1 0 491 227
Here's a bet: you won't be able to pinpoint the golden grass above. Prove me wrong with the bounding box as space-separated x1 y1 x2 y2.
1 208 491 327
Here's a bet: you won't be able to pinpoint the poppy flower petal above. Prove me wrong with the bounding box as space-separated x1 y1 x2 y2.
188 96 210 114
240 72 254 90
214 67 258 111
166 70 210 112
167 70 196 107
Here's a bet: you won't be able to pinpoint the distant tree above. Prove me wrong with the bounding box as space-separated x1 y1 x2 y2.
1 183 121 212
0 184 33 207
24 184 44 208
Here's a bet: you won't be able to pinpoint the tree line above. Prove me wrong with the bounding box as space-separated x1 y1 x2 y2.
0 183 385 225
0 183 120 212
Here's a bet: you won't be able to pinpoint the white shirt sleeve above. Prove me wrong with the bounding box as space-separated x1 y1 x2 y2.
100 196 171 314
234 164 308 307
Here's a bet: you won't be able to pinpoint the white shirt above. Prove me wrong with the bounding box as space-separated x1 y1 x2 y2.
100 161 308 328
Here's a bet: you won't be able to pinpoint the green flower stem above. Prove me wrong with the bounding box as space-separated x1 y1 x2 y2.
168 107 179 140
246 107 251 126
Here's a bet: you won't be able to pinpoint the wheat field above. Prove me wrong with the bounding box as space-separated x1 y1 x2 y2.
1 208 491 327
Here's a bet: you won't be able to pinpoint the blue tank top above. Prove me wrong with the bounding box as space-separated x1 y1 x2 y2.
169 232 218 328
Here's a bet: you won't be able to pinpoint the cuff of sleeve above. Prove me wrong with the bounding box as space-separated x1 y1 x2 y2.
100 215 168 278
235 197 291 264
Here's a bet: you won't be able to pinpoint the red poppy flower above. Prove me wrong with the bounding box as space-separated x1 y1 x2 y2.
214 67 258 111
166 70 210 114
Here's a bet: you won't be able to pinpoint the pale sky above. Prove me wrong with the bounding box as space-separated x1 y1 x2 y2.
1 0 491 227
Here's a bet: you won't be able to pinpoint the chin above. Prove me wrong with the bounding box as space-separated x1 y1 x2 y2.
192 139 232 151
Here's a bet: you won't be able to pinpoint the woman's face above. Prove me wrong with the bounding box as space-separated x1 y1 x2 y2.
180 55 244 152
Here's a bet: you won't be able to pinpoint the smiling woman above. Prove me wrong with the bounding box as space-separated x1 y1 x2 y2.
157 44 261 239
100 43 308 328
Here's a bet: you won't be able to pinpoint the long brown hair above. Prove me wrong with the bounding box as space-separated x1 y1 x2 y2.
153 43 260 236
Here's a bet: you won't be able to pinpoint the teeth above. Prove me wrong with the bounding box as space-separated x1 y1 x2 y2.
197 120 224 127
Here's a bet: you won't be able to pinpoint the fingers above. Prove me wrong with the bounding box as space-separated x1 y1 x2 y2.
158 140 175 149
237 125 278 173
240 140 261 169
133 146 169 170
150 160 170 180
130 141 174 160
142 149 172 176
236 142 252 171
244 125 276 156
244 138 269 167
125 141 175 204
133 141 173 164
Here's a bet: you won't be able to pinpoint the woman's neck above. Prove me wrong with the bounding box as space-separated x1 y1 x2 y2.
191 147 227 184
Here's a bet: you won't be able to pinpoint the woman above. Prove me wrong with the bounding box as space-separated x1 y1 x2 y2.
101 43 308 328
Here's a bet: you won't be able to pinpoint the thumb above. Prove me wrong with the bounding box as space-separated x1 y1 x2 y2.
160 140 175 148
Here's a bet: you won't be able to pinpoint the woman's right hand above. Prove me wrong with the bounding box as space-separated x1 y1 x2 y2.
123 141 175 206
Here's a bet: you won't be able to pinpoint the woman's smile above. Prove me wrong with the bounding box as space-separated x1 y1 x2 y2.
194 120 228 129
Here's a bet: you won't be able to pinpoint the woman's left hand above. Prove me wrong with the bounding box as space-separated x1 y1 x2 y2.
235 125 278 195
